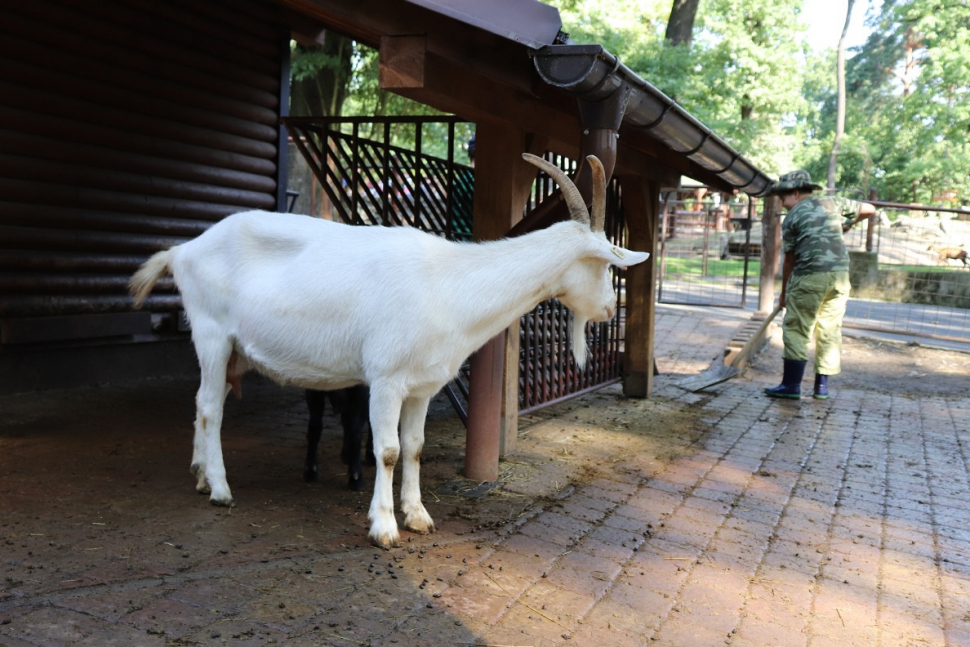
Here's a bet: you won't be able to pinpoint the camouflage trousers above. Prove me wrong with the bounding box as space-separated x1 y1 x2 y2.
782 271 851 375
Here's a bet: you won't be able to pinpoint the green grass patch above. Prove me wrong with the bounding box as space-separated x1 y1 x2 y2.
660 257 762 277
881 264 965 273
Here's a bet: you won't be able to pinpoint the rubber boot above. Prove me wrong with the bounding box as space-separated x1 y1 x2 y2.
764 359 806 399
813 374 829 400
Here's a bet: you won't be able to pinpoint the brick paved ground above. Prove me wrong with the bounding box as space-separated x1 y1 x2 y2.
2 303 968 646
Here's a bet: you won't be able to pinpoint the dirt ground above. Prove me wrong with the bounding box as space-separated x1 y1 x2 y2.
2 330 966 556
0 366 711 642
1 325 968 645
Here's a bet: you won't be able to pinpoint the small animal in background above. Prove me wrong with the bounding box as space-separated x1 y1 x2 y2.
928 244 968 267
304 386 374 490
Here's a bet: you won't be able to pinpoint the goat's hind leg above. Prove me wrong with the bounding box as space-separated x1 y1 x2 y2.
190 335 236 506
400 395 434 535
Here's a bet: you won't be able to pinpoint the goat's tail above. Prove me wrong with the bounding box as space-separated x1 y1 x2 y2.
129 248 176 308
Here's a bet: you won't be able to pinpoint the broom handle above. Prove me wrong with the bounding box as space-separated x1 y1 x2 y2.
729 305 783 369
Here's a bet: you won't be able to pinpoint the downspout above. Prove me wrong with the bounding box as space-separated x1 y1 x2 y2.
506 67 629 237
572 79 629 201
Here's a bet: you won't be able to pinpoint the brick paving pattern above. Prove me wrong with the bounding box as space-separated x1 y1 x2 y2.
2 303 968 646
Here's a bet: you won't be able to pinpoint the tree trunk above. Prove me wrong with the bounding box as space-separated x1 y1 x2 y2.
827 0 855 194
664 0 701 46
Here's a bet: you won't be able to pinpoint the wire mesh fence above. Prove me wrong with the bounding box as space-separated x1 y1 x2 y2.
655 186 970 344
656 187 760 308
844 203 970 342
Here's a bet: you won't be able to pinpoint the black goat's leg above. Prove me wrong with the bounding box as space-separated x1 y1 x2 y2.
304 389 327 482
343 385 370 491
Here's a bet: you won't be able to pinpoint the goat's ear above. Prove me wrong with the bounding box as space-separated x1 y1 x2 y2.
595 245 650 269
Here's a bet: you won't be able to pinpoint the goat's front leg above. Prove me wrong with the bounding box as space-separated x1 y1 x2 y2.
400 395 434 535
367 385 403 549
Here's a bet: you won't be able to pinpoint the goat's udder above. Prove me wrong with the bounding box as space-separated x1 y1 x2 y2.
226 351 244 398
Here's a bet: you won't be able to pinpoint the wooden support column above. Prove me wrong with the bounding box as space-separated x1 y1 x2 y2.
759 196 782 313
619 175 661 398
464 122 536 481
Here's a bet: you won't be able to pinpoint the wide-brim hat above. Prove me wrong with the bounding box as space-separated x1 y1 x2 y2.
767 169 823 195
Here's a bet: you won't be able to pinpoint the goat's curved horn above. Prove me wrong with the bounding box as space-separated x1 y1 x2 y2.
586 155 606 233
522 153 590 226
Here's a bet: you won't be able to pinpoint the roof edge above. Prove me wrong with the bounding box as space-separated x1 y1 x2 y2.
532 44 773 196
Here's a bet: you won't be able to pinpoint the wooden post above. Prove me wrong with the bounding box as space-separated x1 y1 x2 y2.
464 122 535 481
759 196 781 313
619 175 660 398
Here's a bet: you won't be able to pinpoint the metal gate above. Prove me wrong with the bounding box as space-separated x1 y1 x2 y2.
283 119 630 418
656 185 758 308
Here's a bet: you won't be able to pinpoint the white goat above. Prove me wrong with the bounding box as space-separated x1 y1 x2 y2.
129 153 649 548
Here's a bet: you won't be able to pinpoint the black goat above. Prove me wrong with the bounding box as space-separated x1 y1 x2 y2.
304 386 374 490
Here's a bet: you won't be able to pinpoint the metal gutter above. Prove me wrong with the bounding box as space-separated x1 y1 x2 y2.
532 43 773 196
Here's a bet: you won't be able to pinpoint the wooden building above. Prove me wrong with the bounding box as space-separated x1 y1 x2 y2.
0 0 772 477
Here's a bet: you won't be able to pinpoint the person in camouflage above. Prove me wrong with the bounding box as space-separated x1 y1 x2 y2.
764 170 876 399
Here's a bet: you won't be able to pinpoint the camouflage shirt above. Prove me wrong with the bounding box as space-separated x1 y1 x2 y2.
782 196 865 276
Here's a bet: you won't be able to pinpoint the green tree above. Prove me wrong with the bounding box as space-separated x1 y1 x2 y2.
826 0 857 193
798 0 970 204
290 37 473 163
665 0 701 45
290 35 353 117
550 0 808 175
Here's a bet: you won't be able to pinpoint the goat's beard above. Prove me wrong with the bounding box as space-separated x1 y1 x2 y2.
571 316 589 370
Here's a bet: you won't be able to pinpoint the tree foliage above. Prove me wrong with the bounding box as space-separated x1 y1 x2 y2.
289 37 474 163
550 0 807 175
796 0 970 203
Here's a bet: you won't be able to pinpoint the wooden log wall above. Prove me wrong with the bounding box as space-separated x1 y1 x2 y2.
0 0 287 335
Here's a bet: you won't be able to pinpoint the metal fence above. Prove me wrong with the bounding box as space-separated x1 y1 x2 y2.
844 202 970 343
656 187 760 308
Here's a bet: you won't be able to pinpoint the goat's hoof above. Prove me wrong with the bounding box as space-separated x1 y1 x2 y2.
404 511 436 535
303 467 318 482
209 485 235 507
195 483 211 495
368 531 400 550
348 471 365 491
